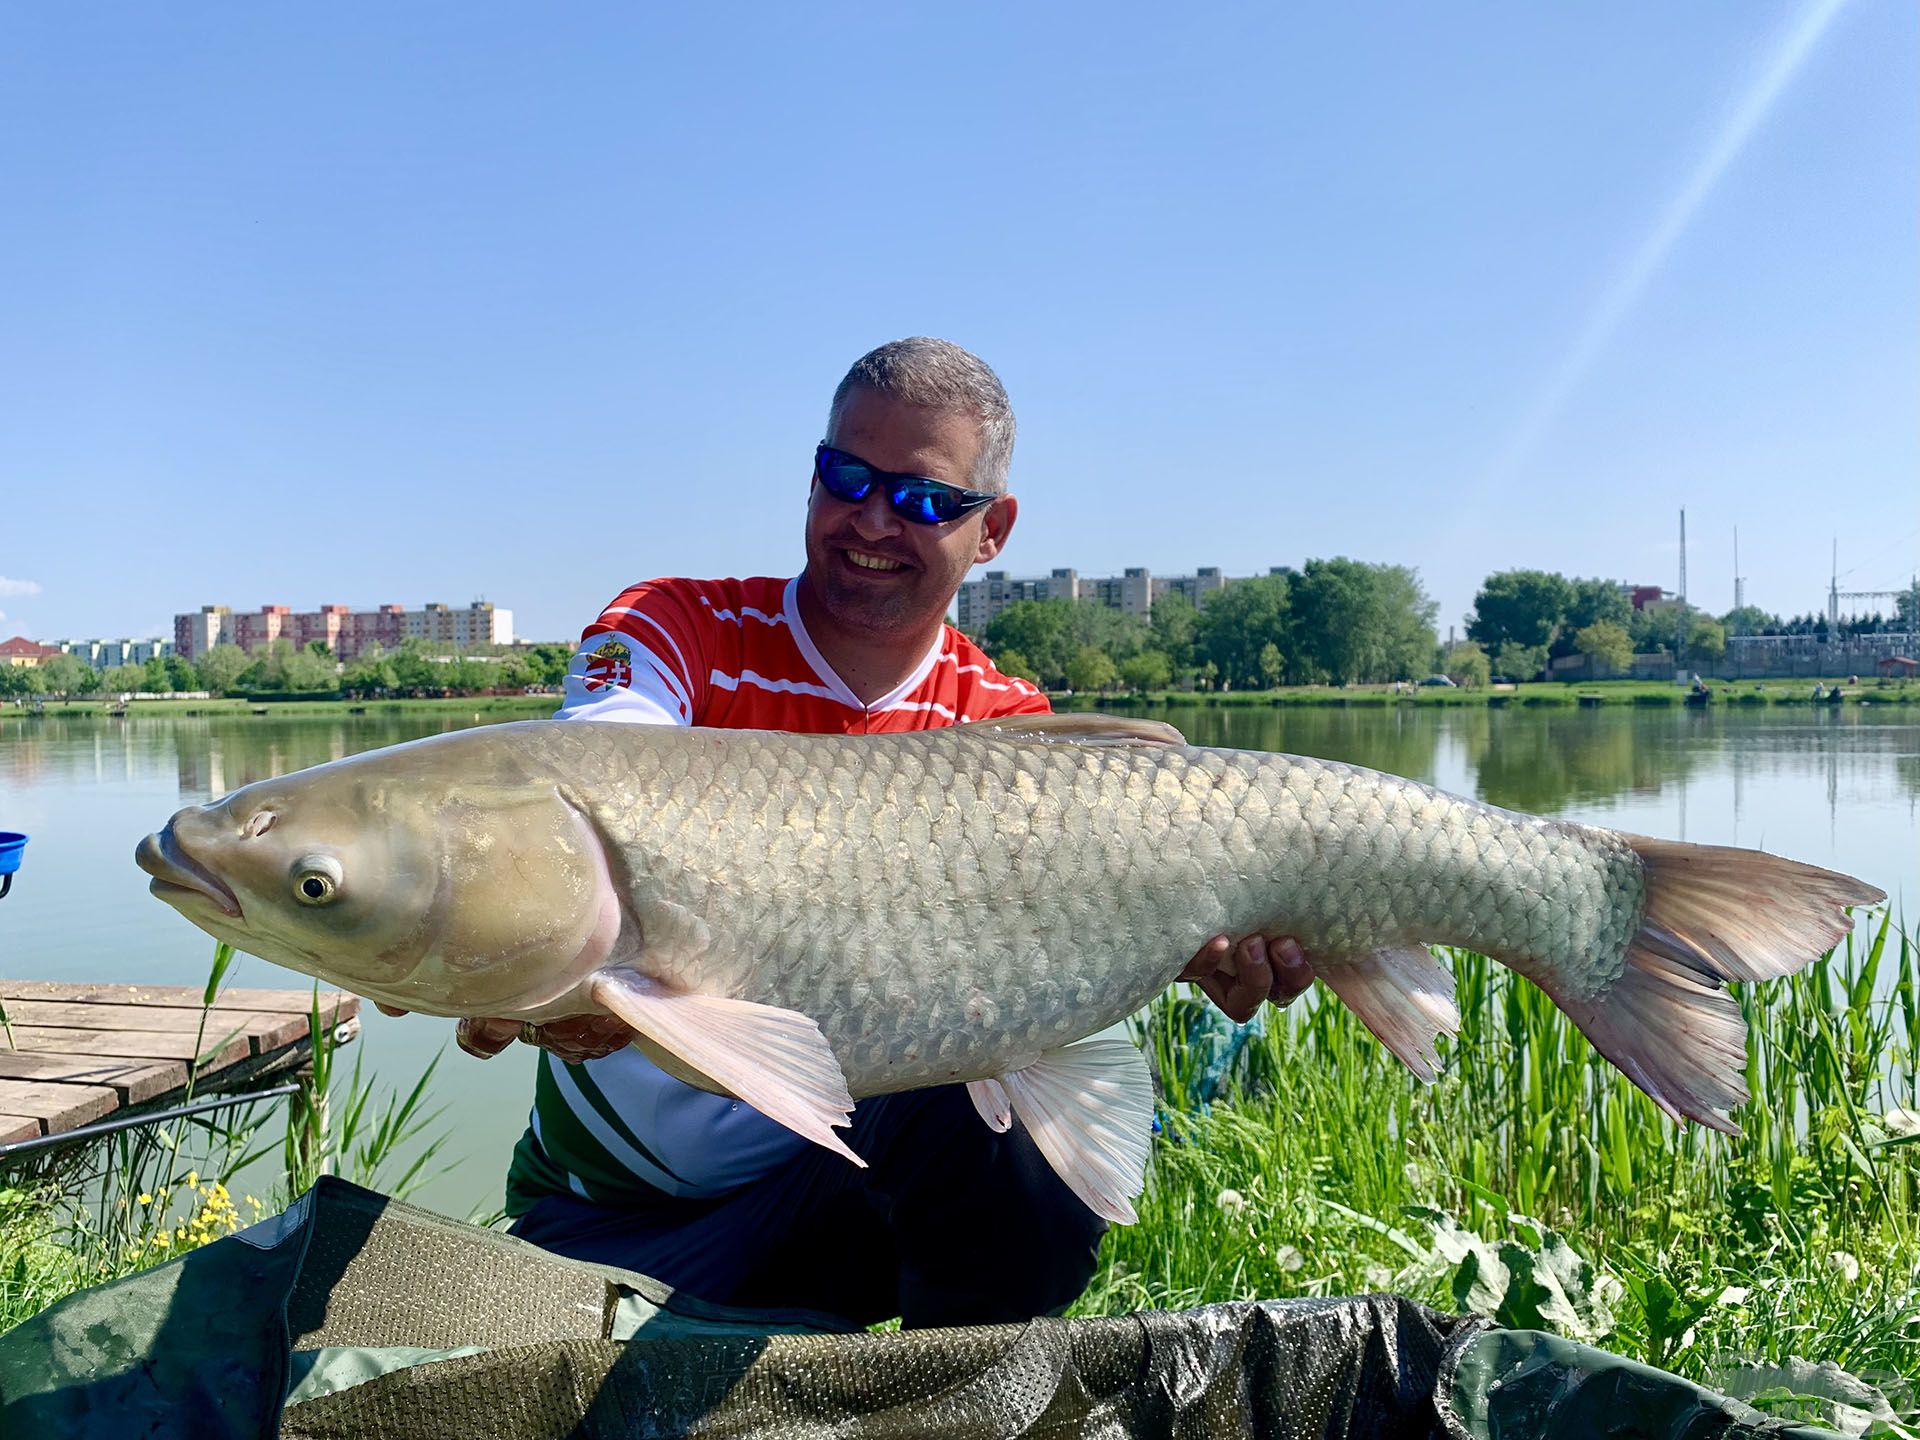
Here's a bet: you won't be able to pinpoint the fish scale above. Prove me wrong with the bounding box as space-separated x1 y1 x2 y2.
561 724 1644 1093
139 713 1884 1223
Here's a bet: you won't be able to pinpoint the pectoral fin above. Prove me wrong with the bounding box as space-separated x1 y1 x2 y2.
588 969 863 1168
994 1029 1154 1225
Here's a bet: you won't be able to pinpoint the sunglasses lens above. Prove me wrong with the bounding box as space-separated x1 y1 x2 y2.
815 451 873 505
894 480 958 524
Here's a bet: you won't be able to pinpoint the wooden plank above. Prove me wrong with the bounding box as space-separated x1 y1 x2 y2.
0 1001 318 1052
0 1053 184 1103
0 982 358 1018
0 1027 251 1068
0 1114 39 1145
0 1081 118 1131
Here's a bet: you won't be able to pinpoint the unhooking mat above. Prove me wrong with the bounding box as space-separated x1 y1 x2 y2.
0 1176 1842 1438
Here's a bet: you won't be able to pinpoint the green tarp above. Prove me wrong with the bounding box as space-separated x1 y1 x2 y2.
0 1176 1840 1438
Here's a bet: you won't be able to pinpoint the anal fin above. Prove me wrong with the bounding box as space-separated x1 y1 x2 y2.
589 969 863 1168
996 1027 1154 1226
1317 945 1460 1082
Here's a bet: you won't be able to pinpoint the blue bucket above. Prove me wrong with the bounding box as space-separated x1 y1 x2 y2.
0 832 25 876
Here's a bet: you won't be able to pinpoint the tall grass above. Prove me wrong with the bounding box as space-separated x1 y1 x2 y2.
1085 912 1920 1407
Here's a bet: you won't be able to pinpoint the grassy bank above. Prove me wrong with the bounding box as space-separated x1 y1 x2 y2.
1079 911 1920 1417
1068 677 1918 708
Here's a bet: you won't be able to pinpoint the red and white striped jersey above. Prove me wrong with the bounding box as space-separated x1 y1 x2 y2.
506 574 1051 1207
557 575 1049 731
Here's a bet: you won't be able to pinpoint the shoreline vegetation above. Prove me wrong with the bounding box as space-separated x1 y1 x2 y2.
6 919 1917 1421
2 675 1913 721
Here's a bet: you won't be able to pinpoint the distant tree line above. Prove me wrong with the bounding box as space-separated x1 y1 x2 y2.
0 639 577 701
977 563 1917 695
1462 570 1917 681
983 558 1439 691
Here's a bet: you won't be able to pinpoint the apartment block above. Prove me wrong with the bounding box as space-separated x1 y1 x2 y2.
955 565 1234 634
174 606 230 663
172 600 514 662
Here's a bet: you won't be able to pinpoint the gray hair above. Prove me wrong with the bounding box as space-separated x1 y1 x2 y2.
827 337 1016 494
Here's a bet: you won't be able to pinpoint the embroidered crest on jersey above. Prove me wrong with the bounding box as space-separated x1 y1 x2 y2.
580 637 636 692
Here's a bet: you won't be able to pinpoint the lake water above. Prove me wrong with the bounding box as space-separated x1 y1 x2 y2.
2 704 1914 1218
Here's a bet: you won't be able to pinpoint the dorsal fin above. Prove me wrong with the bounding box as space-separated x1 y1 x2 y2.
958 713 1185 747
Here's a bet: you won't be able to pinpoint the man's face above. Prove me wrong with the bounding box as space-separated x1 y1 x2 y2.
803 387 1015 638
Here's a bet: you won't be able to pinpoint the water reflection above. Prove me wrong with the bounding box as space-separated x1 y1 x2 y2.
0 713 493 803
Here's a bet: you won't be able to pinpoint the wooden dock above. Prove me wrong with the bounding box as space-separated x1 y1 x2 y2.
0 982 359 1150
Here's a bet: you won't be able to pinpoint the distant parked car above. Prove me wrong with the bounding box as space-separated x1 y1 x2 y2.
1419 675 1457 687
1489 675 1516 685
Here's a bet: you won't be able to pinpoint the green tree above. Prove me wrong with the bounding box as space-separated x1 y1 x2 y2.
522 643 575 687
141 656 170 692
1119 649 1171 692
283 648 339 692
1468 571 1574 655
196 644 251 696
1147 592 1198 674
343 643 397 697
390 639 442 695
1065 645 1118 694
1554 579 1632 657
984 600 1077 689
1194 575 1290 690
1687 618 1726 662
104 664 148 693
39 654 88 698
164 655 200 691
1291 558 1437 685
1573 621 1632 675
1720 605 1776 637
1257 642 1286 689
1069 600 1146 664
1494 641 1548 682
1443 640 1491 688
0 666 43 700
992 648 1038 684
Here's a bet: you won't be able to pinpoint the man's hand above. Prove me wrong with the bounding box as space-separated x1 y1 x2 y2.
372 1003 636 1063
1178 934 1315 1023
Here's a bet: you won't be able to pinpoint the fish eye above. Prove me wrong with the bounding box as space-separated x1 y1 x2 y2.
291 854 344 907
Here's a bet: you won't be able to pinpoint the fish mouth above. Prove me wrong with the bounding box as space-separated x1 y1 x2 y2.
136 825 243 919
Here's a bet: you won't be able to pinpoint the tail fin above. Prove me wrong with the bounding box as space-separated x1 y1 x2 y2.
1545 838 1883 1134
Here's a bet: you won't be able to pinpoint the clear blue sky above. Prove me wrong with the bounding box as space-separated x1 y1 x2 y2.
1 2 1912 646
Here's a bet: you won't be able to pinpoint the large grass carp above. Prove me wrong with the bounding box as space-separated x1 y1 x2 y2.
136 714 1882 1222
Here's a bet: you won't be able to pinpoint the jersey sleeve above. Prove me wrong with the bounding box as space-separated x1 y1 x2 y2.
982 678 1052 719
555 580 710 726
958 636 1052 721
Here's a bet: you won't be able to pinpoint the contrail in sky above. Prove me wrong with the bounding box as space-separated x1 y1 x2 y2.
1482 0 1851 490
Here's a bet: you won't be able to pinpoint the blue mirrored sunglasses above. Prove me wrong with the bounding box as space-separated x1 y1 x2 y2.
813 443 998 526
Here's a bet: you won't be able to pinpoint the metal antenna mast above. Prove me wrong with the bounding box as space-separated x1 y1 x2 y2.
1677 508 1688 661
1733 526 1744 612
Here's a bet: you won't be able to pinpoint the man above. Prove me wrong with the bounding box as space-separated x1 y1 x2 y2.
451 339 1314 1327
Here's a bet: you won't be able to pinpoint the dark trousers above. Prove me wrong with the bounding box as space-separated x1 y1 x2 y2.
510 1082 1107 1330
